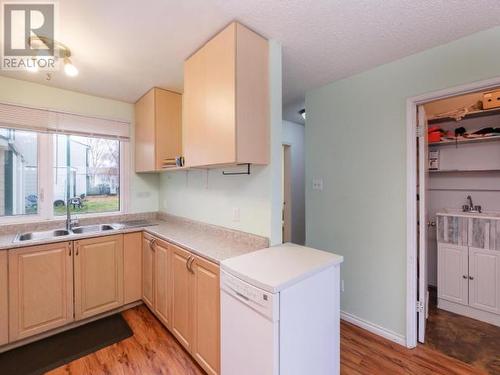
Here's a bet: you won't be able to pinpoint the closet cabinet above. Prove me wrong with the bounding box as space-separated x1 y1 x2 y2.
0 251 9 346
437 215 500 325
8 242 74 341
468 247 500 314
135 87 182 172
183 22 269 168
437 244 468 306
74 235 124 320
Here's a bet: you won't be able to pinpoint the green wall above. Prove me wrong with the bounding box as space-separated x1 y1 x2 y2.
305 26 500 337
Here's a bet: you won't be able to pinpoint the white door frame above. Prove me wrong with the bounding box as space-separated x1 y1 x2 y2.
405 76 500 348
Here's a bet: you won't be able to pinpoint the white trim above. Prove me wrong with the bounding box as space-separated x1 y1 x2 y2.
341 310 406 346
405 76 500 349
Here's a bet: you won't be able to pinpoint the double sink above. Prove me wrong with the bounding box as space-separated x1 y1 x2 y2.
15 224 116 242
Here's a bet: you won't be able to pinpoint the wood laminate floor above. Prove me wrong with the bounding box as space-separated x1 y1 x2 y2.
47 304 485 375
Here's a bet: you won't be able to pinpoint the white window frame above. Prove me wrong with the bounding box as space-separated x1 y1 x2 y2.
0 130 130 224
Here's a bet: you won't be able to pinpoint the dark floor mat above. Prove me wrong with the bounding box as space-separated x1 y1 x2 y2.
0 313 133 375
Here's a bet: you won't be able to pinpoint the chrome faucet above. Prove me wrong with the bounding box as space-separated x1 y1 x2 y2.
467 195 474 210
463 195 482 214
66 198 79 231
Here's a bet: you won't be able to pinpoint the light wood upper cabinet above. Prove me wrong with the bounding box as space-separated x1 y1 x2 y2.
123 232 143 304
154 238 172 328
74 235 124 320
183 22 269 168
0 251 8 346
142 234 155 309
9 242 74 341
135 87 182 172
192 254 220 375
171 244 194 350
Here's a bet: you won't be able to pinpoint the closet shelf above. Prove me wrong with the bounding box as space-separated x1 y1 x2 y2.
428 106 500 124
430 169 500 173
429 135 500 147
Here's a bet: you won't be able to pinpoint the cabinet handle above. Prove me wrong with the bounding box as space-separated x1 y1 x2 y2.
462 275 467 279
187 257 195 273
69 247 72 256
469 276 474 280
186 256 192 271
149 239 156 251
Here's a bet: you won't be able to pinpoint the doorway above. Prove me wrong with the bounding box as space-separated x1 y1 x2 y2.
282 144 292 243
407 77 500 372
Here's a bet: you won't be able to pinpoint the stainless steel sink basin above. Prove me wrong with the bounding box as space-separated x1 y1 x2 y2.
71 224 115 234
15 229 71 242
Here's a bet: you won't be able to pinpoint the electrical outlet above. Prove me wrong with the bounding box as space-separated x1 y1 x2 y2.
233 207 240 222
341 279 345 292
312 178 323 191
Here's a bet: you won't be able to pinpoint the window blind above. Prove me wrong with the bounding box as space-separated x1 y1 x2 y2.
0 102 130 140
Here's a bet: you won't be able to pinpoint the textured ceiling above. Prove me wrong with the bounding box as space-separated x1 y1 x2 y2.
1 0 500 124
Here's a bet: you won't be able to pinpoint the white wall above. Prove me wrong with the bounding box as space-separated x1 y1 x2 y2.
159 41 283 241
283 120 305 244
305 26 500 338
0 76 159 213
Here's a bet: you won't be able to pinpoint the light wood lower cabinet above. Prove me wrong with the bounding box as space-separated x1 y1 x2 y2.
0 251 8 346
123 232 143 304
142 234 155 309
74 235 124 320
8 242 74 341
171 244 194 350
144 238 220 374
192 254 220 375
154 238 172 328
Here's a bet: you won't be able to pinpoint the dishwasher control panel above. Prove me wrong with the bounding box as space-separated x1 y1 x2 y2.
221 270 279 320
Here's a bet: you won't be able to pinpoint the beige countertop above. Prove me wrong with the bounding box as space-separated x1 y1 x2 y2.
0 217 269 264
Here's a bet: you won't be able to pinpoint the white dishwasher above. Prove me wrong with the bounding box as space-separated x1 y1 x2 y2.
220 271 279 375
220 243 343 375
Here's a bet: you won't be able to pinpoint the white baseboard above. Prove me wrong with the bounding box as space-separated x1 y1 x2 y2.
341 310 406 347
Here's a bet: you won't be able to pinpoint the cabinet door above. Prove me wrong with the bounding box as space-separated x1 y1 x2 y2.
135 89 156 172
9 242 74 341
154 238 171 328
184 23 236 167
437 244 468 305
142 234 155 309
192 255 220 375
124 232 143 304
74 235 124 320
469 247 500 314
0 251 8 346
183 45 207 167
171 244 194 350
203 23 236 166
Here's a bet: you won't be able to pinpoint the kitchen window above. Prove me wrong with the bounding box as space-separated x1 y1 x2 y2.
0 102 130 222
0 128 39 217
53 135 121 216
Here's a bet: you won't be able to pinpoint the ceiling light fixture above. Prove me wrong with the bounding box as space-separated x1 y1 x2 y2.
299 109 306 120
28 36 78 78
